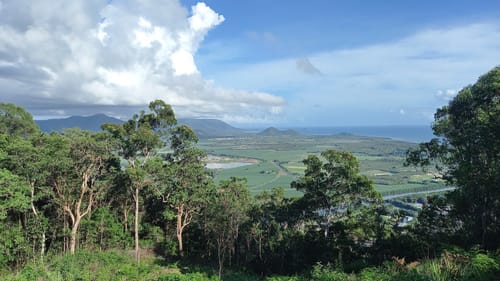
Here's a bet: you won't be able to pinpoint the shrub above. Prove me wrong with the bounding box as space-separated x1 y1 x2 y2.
310 263 350 281
358 267 391 281
461 253 500 281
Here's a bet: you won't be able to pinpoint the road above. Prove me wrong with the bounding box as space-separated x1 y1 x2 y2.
383 187 456 200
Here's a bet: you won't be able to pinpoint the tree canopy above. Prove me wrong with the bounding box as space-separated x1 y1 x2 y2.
406 66 500 249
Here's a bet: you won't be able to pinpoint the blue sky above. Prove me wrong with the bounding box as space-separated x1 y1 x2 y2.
1 0 499 126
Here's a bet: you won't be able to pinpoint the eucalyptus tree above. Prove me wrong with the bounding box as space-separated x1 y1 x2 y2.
0 104 47 262
0 133 51 262
152 125 215 257
292 149 381 239
206 177 251 279
406 66 500 249
44 129 117 254
102 100 176 263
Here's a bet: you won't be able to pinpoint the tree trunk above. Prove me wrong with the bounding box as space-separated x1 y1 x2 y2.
176 205 184 257
134 186 140 264
69 216 81 254
30 183 45 262
41 232 46 263
217 237 224 280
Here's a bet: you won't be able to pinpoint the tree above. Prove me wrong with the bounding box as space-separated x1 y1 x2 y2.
0 168 30 267
406 66 500 249
153 125 215 257
0 103 40 137
292 149 381 238
102 100 176 263
0 133 51 262
45 129 116 254
290 150 382 268
206 177 251 279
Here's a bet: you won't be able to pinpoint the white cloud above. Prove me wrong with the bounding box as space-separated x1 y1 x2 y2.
435 89 457 101
205 22 500 125
0 0 283 122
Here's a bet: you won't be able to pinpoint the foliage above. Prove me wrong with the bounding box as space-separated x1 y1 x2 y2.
406 66 500 249
0 103 40 137
310 263 351 281
206 177 251 278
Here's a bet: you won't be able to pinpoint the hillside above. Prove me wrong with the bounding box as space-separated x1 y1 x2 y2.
258 127 300 136
36 114 124 132
177 118 247 138
35 115 247 137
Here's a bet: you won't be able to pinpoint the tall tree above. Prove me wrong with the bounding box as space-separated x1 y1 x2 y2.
102 100 176 263
153 125 215 257
45 129 116 254
0 134 51 262
292 149 381 238
406 66 500 249
206 177 251 279
0 168 30 267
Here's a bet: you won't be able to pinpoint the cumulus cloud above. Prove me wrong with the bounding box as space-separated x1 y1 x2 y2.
296 57 322 75
0 0 284 121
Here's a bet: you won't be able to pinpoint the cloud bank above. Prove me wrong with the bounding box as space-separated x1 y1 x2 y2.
0 0 285 121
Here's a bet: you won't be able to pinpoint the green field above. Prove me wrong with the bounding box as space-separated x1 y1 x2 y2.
198 134 446 197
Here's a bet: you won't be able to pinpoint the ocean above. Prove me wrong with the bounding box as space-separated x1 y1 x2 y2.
292 125 435 143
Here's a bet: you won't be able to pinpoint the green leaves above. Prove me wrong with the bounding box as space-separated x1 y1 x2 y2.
0 103 40 137
405 66 500 249
0 169 30 219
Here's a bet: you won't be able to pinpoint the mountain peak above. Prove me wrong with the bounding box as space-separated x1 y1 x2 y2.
258 127 300 136
36 114 124 132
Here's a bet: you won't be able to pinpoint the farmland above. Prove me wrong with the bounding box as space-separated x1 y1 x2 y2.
198 134 446 197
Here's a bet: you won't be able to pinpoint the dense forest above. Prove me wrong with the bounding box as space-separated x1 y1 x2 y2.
0 67 499 280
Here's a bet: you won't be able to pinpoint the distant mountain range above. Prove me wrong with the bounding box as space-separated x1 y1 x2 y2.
35 114 251 138
36 114 124 132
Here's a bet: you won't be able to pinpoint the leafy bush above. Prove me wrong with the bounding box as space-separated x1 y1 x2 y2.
461 253 500 281
310 263 351 281
358 267 391 281
390 269 427 281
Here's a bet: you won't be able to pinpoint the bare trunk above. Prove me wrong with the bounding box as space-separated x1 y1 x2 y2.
217 238 224 280
30 183 46 262
69 217 81 254
41 232 46 263
176 205 184 257
134 187 140 264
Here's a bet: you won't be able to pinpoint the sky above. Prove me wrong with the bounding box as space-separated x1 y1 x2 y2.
1 0 499 127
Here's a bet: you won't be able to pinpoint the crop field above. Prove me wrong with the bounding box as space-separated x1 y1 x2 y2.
198 134 446 197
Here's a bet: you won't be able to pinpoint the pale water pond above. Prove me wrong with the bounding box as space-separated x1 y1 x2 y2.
206 162 254 169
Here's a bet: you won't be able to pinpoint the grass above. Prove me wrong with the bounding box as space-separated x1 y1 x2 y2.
200 135 446 197
4 249 499 281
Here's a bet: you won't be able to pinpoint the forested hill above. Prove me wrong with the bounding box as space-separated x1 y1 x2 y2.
178 118 247 138
258 127 300 136
36 114 124 132
35 114 247 137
